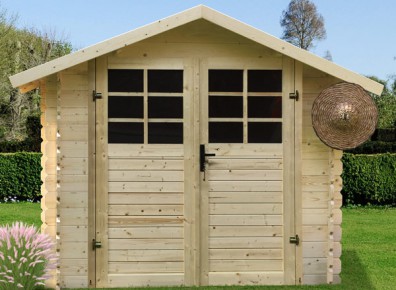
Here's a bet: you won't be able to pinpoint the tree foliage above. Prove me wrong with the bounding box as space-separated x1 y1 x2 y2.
0 5 72 142
368 76 396 129
280 0 326 50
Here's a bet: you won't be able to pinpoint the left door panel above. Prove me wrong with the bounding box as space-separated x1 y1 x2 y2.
95 59 186 287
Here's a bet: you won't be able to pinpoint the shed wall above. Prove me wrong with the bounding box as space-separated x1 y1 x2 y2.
42 22 343 287
40 74 58 289
57 63 90 288
302 66 342 284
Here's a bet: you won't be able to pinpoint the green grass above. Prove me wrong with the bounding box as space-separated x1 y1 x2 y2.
0 202 41 228
1 204 395 289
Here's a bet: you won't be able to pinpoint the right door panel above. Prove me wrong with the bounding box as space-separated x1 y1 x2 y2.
199 61 293 285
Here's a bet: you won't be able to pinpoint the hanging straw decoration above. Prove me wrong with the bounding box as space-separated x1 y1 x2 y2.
312 82 378 150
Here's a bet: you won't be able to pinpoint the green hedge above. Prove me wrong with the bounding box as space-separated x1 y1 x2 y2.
0 139 41 153
346 141 396 154
0 116 41 153
342 153 396 206
1 152 396 207
372 128 396 142
0 153 42 202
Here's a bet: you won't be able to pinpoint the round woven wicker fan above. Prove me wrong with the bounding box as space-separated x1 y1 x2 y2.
311 82 378 150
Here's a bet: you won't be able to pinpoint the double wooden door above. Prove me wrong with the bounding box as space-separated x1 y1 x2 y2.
94 57 297 287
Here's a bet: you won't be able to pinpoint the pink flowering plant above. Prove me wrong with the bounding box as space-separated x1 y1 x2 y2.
0 222 57 289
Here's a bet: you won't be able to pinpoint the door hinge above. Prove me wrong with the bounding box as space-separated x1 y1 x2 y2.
289 234 300 246
93 90 102 101
92 239 102 250
289 90 299 101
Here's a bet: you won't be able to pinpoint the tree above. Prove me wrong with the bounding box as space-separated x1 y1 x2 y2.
0 4 72 141
323 50 333 61
280 0 326 50
368 76 396 129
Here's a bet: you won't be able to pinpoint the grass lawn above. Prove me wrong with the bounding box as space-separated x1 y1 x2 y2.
0 204 395 289
0 202 41 228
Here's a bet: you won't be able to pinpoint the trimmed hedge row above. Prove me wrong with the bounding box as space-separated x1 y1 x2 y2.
346 141 396 154
0 153 42 202
0 139 41 153
372 128 396 142
1 152 395 206
342 153 396 206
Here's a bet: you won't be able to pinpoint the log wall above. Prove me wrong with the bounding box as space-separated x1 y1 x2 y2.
57 63 90 288
302 66 342 284
40 74 58 289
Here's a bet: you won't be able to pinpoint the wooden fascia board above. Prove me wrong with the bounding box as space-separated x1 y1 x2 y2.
10 5 383 96
19 80 40 93
9 5 204 90
201 6 384 96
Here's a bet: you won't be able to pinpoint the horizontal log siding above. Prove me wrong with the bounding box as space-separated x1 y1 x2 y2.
40 75 58 289
302 67 342 284
57 63 89 288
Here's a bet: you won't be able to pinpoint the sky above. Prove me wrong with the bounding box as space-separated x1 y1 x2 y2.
1 0 395 82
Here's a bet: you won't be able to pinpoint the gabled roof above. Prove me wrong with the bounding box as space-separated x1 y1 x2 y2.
10 5 383 95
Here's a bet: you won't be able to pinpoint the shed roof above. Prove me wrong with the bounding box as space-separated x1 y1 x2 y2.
10 5 383 95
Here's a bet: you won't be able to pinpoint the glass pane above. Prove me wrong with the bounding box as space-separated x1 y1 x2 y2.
108 122 143 144
248 122 282 143
148 123 183 144
108 96 143 118
108 69 143 92
248 97 282 118
209 96 243 118
209 122 243 143
209 70 243 92
248 70 282 92
148 70 183 93
148 97 183 118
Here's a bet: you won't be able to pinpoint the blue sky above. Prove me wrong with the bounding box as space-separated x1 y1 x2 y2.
1 0 394 82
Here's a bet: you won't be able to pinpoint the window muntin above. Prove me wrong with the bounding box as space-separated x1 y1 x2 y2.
208 69 282 144
108 69 184 144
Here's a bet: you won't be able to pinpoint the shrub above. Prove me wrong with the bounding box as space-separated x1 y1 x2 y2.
342 153 396 206
371 128 396 142
346 141 396 154
0 153 42 202
0 222 57 289
0 139 40 153
0 115 41 153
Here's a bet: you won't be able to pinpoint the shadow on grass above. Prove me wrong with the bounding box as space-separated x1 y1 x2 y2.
340 249 374 290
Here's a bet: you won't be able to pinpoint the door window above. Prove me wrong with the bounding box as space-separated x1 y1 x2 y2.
108 69 184 144
208 69 282 143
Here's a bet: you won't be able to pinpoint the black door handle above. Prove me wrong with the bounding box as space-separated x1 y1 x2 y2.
200 144 216 172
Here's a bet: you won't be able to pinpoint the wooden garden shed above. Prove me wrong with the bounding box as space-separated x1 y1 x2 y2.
10 5 383 289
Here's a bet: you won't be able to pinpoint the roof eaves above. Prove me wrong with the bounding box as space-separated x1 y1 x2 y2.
9 5 205 89
10 5 383 96
200 6 383 95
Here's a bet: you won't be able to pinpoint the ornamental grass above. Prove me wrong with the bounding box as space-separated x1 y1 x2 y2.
0 222 57 289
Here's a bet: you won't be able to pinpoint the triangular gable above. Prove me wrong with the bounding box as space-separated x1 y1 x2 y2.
10 5 383 95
